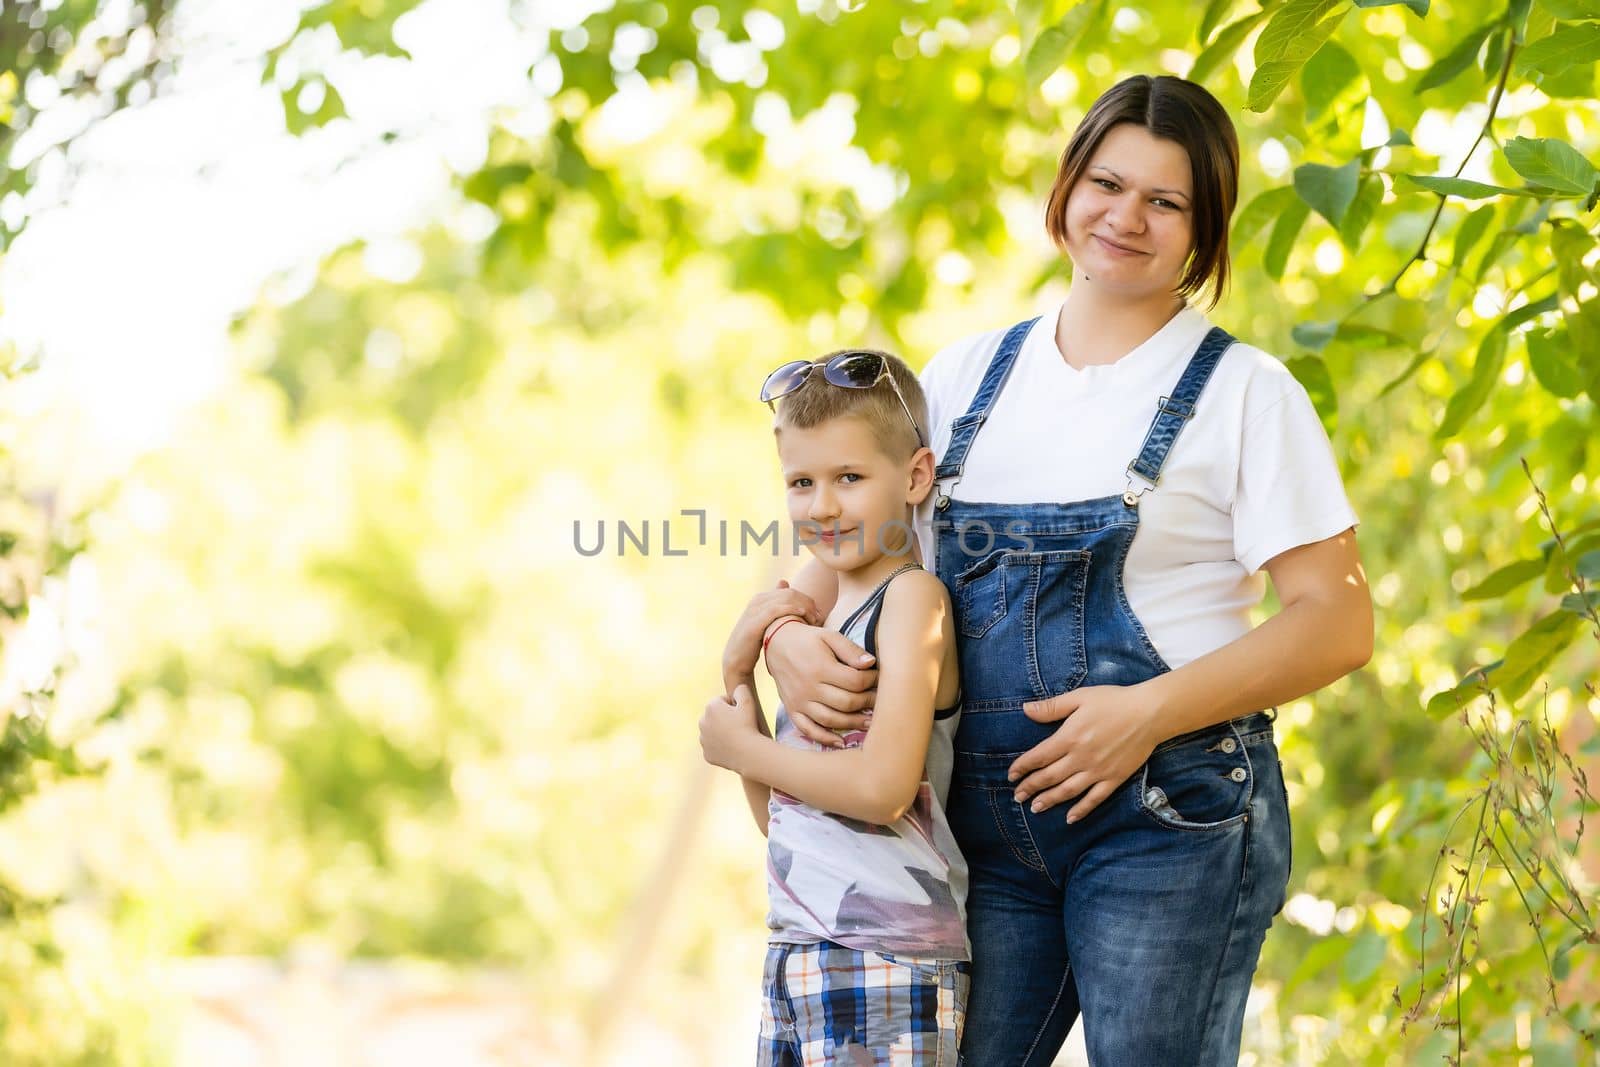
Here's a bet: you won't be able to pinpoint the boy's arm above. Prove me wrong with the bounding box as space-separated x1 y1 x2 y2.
705 572 953 825
725 670 774 836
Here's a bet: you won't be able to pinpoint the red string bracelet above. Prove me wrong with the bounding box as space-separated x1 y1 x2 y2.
763 615 804 654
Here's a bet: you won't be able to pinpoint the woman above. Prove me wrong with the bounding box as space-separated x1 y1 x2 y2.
735 75 1373 1065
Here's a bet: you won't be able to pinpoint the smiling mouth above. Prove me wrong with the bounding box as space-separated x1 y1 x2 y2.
816 528 857 541
1093 234 1146 254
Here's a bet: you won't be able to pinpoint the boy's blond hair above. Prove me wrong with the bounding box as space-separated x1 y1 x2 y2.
773 350 929 460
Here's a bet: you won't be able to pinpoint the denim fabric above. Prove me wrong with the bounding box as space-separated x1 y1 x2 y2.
930 320 1293 1066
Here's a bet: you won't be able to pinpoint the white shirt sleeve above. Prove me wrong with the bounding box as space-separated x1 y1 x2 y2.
1231 379 1360 575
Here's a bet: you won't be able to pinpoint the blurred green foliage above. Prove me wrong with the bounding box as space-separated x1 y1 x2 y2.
1 0 1598 1062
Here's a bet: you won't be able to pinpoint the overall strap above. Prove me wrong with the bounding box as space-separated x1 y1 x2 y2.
1122 325 1236 507
933 317 1039 510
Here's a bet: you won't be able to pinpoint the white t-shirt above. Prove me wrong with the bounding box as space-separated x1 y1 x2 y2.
913 303 1359 670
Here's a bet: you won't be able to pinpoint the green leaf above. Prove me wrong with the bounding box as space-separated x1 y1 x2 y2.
1400 174 1532 199
1435 328 1506 440
1343 930 1387 986
1452 204 1498 268
1199 0 1239 43
1511 0 1538 39
1232 186 1298 245
1526 327 1587 397
1500 293 1559 333
1302 42 1362 122
1292 320 1341 351
1417 22 1495 91
1540 0 1600 18
1354 0 1427 11
1285 935 1353 995
1295 159 1361 227
1265 198 1312 279
1504 136 1600 194
1026 3 1099 88
1462 558 1546 600
1249 0 1349 111
281 78 347 135
1338 175 1383 249
1576 550 1600 580
1563 590 1600 615
1513 22 1600 75
1287 356 1339 430
1427 662 1499 717
1190 10 1269 84
1497 611 1584 702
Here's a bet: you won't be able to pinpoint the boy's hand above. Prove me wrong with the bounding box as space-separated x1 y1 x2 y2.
765 623 876 748
723 581 824 686
700 684 762 771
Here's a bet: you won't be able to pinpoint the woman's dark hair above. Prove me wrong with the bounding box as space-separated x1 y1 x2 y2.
1043 75 1240 309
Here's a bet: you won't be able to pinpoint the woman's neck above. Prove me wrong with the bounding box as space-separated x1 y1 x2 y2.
1055 274 1187 369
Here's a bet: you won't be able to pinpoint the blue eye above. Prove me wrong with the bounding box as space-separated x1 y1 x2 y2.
790 477 812 488
840 473 862 483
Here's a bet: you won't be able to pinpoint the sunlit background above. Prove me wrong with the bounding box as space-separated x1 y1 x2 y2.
1 0 1597 1063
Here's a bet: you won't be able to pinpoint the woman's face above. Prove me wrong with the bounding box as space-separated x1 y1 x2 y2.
1062 123 1196 298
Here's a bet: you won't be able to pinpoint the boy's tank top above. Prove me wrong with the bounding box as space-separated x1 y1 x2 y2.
765 567 969 960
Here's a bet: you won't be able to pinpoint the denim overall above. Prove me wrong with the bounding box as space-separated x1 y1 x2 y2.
931 319 1292 1066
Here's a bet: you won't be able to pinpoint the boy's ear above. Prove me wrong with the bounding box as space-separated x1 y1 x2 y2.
905 446 936 506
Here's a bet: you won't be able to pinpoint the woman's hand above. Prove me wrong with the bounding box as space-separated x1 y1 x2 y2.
765 622 877 748
700 684 761 771
723 580 824 689
1008 682 1167 823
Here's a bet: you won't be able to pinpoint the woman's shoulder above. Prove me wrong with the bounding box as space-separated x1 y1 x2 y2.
919 317 1043 400
1204 328 1314 416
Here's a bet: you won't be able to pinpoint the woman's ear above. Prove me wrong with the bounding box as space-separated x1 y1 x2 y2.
905 446 936 505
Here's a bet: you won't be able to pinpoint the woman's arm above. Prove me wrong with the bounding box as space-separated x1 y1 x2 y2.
758 558 881 746
702 573 952 824
1009 528 1372 821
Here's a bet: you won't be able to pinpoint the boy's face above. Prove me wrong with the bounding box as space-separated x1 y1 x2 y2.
776 415 929 571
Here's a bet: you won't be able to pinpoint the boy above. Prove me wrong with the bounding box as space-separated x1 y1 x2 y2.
698 349 967 1066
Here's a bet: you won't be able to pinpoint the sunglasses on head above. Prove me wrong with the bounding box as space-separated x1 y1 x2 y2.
759 351 926 449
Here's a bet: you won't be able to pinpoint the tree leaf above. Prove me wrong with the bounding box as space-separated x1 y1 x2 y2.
1292 320 1341 351
1343 929 1387 986
1497 611 1584 702
1400 174 1532 199
1025 3 1099 87
1435 328 1506 440
1265 198 1312 279
1232 185 1298 244
1295 159 1361 227
1354 0 1427 12
1302 42 1362 122
1249 0 1349 111
1526 327 1587 397
1504 136 1600 194
1338 175 1383 249
1462 557 1546 600
1427 663 1499 717
1190 10 1269 83
1451 204 1498 268
1539 0 1600 18
1417 22 1494 92
1199 0 1240 43
1513 22 1600 75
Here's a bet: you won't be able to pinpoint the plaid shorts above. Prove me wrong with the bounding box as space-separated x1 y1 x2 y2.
757 941 969 1066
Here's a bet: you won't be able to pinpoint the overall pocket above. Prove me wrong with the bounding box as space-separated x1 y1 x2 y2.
1135 722 1254 832
951 549 1090 704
